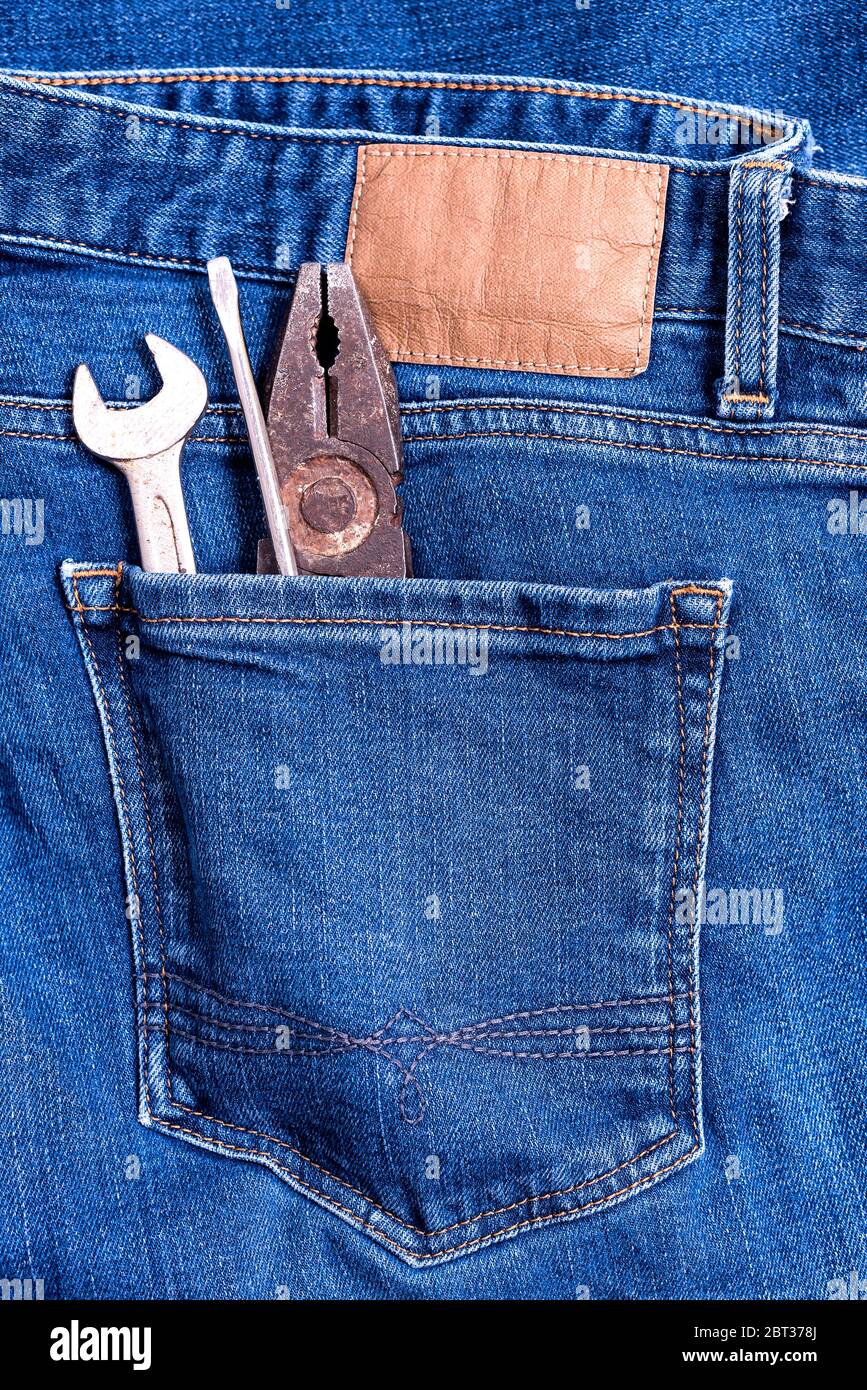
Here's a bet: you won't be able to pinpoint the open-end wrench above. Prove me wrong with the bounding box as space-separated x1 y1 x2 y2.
72 335 208 573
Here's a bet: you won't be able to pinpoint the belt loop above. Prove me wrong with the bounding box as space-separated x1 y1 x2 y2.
716 159 792 421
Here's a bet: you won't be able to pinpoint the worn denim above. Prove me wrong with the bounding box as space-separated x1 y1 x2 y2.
0 53 865 1297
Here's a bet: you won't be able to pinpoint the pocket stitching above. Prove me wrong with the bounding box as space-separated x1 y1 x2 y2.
144 982 693 1127
76 571 722 1258
665 591 687 1124
687 589 724 1140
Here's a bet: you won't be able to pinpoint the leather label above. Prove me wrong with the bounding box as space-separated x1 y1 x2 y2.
345 145 669 378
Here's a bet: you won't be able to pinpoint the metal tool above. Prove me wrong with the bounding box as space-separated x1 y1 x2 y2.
72 335 207 573
207 257 299 576
260 261 411 578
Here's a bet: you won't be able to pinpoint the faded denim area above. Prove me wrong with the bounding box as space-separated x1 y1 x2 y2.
0 58 865 1295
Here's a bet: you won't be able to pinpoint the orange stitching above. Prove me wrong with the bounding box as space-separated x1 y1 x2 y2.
113 586 173 1102
777 319 867 343
347 148 665 375
733 170 745 385
797 174 867 192
694 592 722 1134
666 582 722 1145
78 562 718 1254
405 429 867 472
665 593 687 1123
400 399 867 444
654 306 867 346
722 393 771 404
0 229 275 278
64 603 136 614
66 565 127 616
669 585 726 602
151 1111 699 1258
0 398 73 410
0 428 75 441
74 599 152 1120
15 70 754 122
162 1104 683 1241
137 614 719 638
64 604 724 630
759 177 768 394
687 591 723 1141
72 566 122 580
739 160 788 170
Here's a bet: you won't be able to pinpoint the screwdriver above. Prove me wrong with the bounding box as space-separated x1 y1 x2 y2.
207 256 299 577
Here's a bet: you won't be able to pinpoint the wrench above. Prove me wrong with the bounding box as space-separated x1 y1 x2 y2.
72 334 208 573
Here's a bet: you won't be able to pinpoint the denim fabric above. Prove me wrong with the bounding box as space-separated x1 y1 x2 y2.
60 565 731 1265
1 60 866 1296
0 2 865 178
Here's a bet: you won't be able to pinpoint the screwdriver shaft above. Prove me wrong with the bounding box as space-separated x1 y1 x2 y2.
207 257 298 576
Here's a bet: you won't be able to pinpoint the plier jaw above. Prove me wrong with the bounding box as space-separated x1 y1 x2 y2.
258 262 412 578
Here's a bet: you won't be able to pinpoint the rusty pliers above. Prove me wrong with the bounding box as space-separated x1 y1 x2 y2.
257 263 412 578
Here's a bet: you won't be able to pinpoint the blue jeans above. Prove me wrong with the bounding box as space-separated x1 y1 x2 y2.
1 3 865 178
0 60 865 1296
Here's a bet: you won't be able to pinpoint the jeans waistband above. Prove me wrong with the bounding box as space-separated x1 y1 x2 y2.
1 69 865 410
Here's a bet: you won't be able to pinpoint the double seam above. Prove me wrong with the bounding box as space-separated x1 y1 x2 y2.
71 569 722 1261
22 422 867 475
718 161 788 421
12 70 786 127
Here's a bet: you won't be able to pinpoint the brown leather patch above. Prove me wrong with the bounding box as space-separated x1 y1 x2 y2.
345 145 669 378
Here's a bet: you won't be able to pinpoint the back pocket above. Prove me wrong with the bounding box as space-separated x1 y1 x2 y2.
63 562 731 1265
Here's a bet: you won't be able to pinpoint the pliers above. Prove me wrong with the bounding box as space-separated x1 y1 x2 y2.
257 262 412 578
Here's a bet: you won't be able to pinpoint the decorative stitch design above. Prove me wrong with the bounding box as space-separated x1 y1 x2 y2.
145 1001 693 1124
69 570 723 1259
